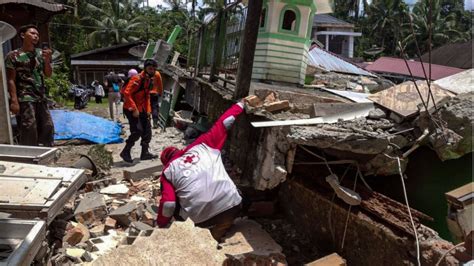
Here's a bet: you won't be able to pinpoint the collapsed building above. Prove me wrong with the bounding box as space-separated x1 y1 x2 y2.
0 0 472 265
169 67 472 265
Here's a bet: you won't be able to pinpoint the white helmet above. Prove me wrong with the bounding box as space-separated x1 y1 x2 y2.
127 68 138 78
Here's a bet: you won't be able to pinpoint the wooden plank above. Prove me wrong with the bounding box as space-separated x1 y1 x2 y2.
305 253 346 266
445 182 474 207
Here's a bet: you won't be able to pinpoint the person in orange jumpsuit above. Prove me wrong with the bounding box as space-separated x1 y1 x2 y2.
119 59 158 163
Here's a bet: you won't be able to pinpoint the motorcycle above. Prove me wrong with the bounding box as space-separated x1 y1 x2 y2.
69 85 92 110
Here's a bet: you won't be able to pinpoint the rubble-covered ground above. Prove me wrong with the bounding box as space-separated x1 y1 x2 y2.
44 103 318 265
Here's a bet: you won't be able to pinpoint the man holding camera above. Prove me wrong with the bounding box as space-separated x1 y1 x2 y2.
5 24 54 146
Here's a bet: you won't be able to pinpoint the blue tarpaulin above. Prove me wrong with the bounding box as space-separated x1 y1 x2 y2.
51 110 123 144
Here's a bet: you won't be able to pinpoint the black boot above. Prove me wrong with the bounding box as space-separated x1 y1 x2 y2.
140 146 157 160
120 142 134 163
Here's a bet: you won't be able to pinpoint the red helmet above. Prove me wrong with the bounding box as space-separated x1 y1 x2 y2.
160 146 179 165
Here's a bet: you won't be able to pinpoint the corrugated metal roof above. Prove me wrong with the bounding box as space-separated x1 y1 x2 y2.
71 41 145 59
313 14 353 27
434 69 474 94
419 41 473 69
365 57 464 80
0 0 66 12
308 46 377 77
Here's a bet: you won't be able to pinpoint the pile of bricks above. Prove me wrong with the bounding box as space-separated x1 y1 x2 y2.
49 171 161 264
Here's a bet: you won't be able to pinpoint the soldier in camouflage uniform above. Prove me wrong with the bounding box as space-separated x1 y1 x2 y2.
5 25 54 146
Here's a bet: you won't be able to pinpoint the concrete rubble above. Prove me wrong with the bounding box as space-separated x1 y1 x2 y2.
89 219 286 266
244 86 473 183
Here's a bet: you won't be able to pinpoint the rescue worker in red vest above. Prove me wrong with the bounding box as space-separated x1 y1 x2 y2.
120 59 158 163
157 97 254 241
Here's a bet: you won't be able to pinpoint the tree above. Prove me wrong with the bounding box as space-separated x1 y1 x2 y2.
82 0 145 48
365 0 409 55
402 0 470 56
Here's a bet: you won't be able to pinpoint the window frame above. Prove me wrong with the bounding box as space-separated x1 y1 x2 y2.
278 5 301 35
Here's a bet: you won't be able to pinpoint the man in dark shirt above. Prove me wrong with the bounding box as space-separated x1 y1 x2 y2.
5 24 54 146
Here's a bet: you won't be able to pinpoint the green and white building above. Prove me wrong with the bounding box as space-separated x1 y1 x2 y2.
252 0 326 85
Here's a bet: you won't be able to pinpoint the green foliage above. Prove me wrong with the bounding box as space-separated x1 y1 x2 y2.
333 0 472 60
402 0 471 56
45 65 71 105
82 0 145 48
49 0 196 63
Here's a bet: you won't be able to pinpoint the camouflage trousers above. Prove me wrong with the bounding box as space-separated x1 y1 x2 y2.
17 101 54 146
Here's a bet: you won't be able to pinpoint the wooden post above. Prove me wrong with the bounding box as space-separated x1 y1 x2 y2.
233 0 263 100
194 26 204 77
209 9 226 83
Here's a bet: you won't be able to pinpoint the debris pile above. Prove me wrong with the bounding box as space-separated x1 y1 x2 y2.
90 219 286 265
310 70 393 93
248 82 472 179
49 176 161 264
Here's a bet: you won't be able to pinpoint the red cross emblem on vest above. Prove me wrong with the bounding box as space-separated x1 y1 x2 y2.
178 151 200 169
184 155 196 164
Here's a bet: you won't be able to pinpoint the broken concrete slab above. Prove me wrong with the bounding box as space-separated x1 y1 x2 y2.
287 118 409 176
220 219 286 265
109 201 142 226
368 108 387 120
128 221 153 236
310 102 374 118
89 220 227 265
421 93 474 161
305 253 346 266
99 184 129 195
74 192 107 226
368 81 454 118
123 161 163 181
